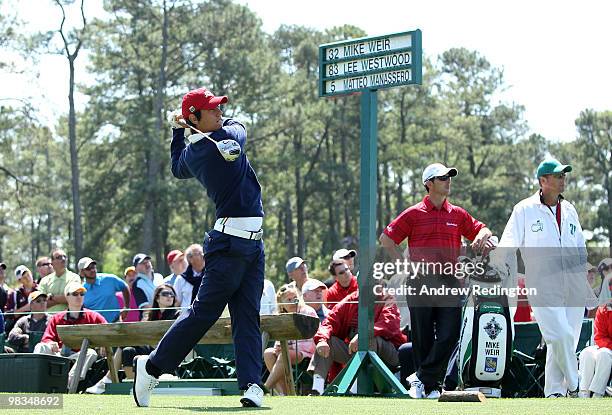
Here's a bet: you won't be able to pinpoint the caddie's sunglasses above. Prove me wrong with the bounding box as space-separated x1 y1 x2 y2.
435 175 450 181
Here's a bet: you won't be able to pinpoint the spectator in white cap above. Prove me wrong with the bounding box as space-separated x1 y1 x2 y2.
332 248 357 273
4 265 38 333
35 280 106 389
325 248 358 288
302 279 329 322
79 257 130 323
286 256 309 292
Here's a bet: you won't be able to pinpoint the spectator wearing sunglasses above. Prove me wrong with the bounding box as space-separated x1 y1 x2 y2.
326 259 358 308
34 281 106 388
119 285 181 382
263 285 317 395
7 291 49 353
380 162 492 399
499 158 589 398
145 284 180 321
38 248 81 312
35 257 54 285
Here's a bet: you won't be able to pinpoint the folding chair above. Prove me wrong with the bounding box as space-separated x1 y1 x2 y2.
509 349 546 397
176 356 216 379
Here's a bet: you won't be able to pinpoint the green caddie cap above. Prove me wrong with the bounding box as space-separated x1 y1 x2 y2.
536 158 572 178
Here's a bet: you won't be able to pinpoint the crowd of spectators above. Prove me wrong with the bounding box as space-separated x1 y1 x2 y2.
0 250 610 397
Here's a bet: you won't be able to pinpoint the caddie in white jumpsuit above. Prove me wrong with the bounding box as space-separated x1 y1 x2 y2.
499 158 589 398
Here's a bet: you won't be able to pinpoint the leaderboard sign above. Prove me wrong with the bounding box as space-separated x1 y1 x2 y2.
319 30 422 97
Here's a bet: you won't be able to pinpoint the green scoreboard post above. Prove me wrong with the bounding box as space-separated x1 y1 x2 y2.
318 30 422 396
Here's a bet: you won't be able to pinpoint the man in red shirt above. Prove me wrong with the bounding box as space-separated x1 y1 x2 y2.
326 259 359 307
307 290 406 395
34 281 107 389
380 163 492 399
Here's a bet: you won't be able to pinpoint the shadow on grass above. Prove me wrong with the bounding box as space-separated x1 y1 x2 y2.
164 407 272 412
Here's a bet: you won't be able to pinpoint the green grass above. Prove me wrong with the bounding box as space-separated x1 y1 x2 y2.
1 394 610 415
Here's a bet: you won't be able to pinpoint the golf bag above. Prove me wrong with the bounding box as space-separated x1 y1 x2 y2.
458 239 513 398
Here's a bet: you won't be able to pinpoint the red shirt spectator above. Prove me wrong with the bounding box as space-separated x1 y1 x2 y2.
594 305 612 350
314 290 406 348
41 308 107 350
326 275 358 307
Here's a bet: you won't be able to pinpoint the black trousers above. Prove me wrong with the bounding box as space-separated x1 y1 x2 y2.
409 305 461 392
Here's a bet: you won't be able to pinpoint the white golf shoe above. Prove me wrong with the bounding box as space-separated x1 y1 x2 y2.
85 375 111 394
425 389 441 399
240 383 264 407
407 372 424 399
132 356 159 407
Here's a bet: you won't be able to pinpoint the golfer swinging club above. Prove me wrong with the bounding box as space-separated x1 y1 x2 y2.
133 87 265 408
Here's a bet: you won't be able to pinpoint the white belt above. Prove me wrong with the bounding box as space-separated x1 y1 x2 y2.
214 218 263 240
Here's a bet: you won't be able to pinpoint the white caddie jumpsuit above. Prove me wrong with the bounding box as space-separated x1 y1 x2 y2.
499 191 589 396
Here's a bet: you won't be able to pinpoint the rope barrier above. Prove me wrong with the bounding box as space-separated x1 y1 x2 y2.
1 300 396 318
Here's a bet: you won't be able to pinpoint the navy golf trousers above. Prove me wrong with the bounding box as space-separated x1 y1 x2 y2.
149 230 265 389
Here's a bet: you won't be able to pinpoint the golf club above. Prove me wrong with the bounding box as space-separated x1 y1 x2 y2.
167 110 241 162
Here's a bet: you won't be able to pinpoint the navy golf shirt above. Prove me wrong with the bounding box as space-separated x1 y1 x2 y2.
170 119 264 219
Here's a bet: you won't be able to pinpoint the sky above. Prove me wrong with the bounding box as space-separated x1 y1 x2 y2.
2 0 611 142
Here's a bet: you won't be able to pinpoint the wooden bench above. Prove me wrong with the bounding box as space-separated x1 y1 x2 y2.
57 313 319 395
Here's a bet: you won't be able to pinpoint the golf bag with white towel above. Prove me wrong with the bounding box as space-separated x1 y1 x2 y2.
457 236 513 398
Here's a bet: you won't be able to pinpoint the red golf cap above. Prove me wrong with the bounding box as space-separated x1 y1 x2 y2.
166 249 184 265
182 87 228 120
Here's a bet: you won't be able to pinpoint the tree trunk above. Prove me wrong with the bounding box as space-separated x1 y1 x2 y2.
383 160 392 227
295 162 305 257
607 165 612 256
68 58 83 260
285 196 294 259
325 133 337 253
396 175 404 211
143 0 170 264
